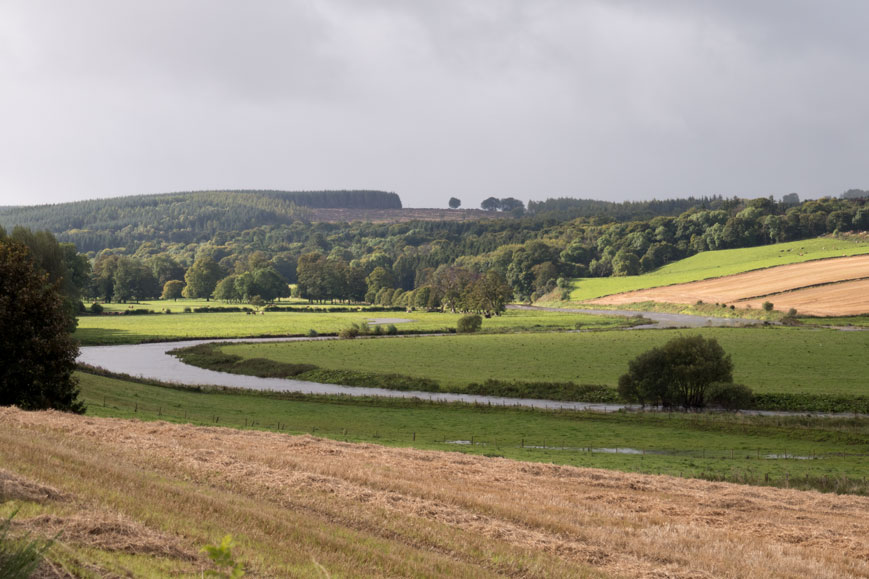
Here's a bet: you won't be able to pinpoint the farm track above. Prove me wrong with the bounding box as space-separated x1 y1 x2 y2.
2 408 869 578
589 255 869 316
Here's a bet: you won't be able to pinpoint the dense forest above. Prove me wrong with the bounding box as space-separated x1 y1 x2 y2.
0 190 400 252
1 190 867 311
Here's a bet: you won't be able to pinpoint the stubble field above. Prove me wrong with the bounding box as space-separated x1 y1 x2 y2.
590 254 869 316
2 407 869 578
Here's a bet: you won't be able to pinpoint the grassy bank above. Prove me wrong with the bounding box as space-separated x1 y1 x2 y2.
76 371 869 493
74 308 636 345
195 327 869 397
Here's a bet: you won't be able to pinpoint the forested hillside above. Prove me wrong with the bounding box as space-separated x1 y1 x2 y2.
0 190 400 252
2 190 866 309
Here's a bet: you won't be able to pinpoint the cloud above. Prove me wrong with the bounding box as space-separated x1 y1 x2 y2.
0 0 867 207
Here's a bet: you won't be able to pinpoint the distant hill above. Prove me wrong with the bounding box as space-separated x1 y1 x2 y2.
0 190 401 252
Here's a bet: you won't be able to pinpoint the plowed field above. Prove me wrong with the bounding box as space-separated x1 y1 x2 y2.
2 408 868 578
590 255 869 316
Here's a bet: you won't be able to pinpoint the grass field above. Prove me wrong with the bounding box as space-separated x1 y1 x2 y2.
77 372 869 488
91 296 309 313
799 315 869 327
565 236 869 302
210 327 869 396
74 308 635 345
6 407 869 577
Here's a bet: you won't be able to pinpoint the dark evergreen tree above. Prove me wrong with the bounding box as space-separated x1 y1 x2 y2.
0 240 83 413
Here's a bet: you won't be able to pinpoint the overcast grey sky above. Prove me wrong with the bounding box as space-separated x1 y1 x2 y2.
1 1 867 208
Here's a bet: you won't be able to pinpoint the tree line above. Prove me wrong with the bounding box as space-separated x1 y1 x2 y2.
3 192 868 307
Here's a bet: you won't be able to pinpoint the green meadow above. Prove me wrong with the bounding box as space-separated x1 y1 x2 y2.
211 327 869 396
77 371 869 492
567 237 869 302
74 308 635 345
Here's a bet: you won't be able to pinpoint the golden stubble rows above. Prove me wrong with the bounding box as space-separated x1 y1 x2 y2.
2 407 869 578
590 254 869 315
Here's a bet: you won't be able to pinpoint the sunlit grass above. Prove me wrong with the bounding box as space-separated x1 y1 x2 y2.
74 308 634 345
214 326 869 395
566 237 869 302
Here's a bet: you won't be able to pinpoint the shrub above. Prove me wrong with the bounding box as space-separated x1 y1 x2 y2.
306 329 318 337
762 301 774 312
704 382 754 410
618 335 733 409
0 509 54 579
338 325 359 339
89 302 104 314
456 314 482 333
386 324 398 335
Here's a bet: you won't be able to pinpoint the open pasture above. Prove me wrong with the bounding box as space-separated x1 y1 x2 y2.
91 297 310 313
4 405 869 577
213 327 869 396
566 237 869 302
590 254 869 316
73 308 633 345
77 371 869 486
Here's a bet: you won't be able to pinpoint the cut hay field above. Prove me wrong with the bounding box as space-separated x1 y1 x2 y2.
3 407 869 578
74 308 632 345
591 254 869 316
565 236 869 303
210 327 869 395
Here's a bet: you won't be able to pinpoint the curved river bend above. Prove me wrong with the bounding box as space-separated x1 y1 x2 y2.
77 309 771 413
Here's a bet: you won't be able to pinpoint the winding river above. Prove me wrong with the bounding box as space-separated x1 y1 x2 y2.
78 309 769 412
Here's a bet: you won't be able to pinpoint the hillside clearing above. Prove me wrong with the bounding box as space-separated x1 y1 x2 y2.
589 254 869 316
2 408 869 578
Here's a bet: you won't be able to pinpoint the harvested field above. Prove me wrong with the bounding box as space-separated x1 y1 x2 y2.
738 278 869 316
2 408 869 577
310 207 508 223
590 254 869 316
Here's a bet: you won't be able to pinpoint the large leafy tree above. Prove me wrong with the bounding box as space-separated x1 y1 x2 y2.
618 335 733 409
0 239 83 412
183 256 224 299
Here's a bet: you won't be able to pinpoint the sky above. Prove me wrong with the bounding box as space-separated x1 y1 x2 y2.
1 1 868 209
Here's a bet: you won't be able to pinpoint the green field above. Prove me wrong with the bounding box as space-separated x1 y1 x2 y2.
566 237 869 302
77 371 869 491
74 308 636 345
798 315 869 327
212 327 869 396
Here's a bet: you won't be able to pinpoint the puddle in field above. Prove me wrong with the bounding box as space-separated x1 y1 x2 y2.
444 441 825 460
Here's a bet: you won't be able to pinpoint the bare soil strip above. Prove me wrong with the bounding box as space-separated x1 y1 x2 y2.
590 255 869 315
2 408 869 578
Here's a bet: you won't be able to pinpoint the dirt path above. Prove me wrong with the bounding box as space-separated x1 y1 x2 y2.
2 408 868 578
590 254 869 315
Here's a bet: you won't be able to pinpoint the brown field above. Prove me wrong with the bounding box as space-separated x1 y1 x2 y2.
591 255 869 316
2 408 869 577
311 207 509 223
